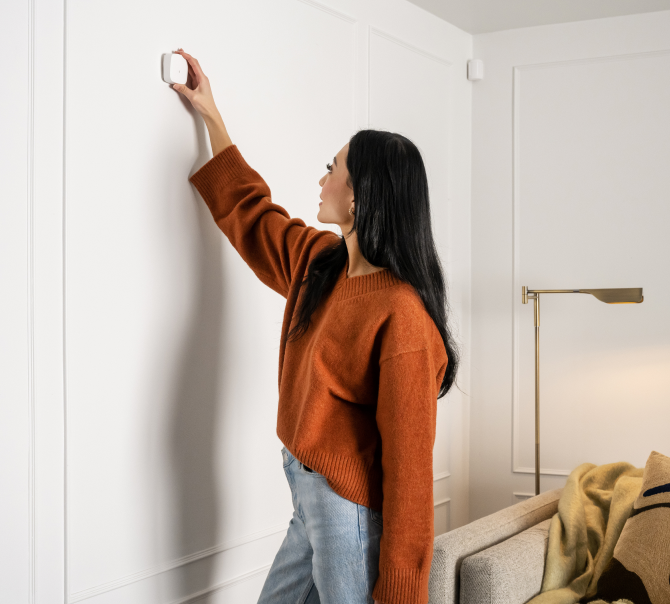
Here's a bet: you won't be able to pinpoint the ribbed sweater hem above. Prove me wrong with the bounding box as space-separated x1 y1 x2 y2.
278 430 431 604
277 427 383 511
371 567 430 604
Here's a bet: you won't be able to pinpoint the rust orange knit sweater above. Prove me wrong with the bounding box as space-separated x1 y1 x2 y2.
188 144 448 604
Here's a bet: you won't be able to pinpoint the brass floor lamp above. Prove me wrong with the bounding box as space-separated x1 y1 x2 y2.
521 287 644 495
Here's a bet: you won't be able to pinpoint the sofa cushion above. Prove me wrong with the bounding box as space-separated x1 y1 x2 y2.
459 518 552 604
430 488 562 604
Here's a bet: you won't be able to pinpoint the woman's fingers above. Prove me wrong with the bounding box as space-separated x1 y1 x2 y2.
185 64 195 88
181 50 201 69
173 50 201 92
171 49 218 120
175 49 207 82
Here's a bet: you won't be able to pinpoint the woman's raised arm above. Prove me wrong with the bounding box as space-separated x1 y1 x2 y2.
172 49 337 298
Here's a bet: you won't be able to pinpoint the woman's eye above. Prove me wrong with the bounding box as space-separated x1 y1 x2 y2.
326 162 332 173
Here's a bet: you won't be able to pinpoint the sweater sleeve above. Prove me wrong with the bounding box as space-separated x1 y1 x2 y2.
188 144 338 298
371 347 443 604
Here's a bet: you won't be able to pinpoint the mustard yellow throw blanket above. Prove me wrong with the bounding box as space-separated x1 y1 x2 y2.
526 461 644 604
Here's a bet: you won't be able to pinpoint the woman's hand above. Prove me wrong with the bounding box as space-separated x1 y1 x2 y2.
172 48 233 156
172 49 220 121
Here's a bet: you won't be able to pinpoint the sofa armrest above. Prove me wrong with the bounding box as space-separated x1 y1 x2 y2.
429 488 561 604
459 517 552 604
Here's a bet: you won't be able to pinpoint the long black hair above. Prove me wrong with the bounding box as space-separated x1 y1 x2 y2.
286 129 460 398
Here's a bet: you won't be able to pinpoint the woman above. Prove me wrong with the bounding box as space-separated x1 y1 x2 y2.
173 48 459 604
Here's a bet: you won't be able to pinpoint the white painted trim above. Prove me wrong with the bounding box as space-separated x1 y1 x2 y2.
514 464 571 476
511 48 670 478
433 470 451 481
64 0 70 598
295 0 357 24
369 26 454 67
32 0 68 600
514 48 670 71
511 492 537 505
28 0 36 600
68 489 453 601
168 562 273 604
69 522 289 602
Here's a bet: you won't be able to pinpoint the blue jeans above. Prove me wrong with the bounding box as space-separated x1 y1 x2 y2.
257 446 383 604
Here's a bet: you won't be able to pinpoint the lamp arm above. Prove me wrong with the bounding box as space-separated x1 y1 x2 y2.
526 289 581 294
524 288 643 304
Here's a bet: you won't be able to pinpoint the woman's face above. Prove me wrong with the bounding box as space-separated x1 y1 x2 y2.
318 142 355 228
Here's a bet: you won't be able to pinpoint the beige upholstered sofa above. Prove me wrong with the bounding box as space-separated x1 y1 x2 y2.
428 488 563 604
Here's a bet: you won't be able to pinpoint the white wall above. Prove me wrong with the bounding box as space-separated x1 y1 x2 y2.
2 0 472 602
9 1 670 601
470 11 670 520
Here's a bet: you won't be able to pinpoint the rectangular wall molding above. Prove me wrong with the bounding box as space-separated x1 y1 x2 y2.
511 48 670 478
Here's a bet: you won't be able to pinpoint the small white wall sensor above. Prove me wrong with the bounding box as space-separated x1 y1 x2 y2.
467 59 484 81
162 53 188 85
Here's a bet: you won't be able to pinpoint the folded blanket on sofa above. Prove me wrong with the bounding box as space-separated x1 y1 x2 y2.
525 461 644 604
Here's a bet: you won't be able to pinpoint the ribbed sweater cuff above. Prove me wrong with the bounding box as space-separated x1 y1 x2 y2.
187 144 250 200
371 568 430 604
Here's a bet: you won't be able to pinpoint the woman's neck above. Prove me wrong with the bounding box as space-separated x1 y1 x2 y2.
343 234 386 278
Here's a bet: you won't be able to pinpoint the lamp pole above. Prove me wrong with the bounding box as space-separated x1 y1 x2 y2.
521 286 643 496
533 292 540 496
522 287 541 496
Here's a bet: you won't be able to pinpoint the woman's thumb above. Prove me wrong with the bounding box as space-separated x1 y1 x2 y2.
173 83 190 97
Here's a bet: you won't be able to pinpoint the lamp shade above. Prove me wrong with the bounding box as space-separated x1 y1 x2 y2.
579 288 644 304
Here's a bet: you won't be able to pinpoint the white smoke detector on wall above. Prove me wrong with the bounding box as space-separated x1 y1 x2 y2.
162 53 188 85
467 59 484 81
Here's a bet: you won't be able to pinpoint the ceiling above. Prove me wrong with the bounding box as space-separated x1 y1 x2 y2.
403 0 670 34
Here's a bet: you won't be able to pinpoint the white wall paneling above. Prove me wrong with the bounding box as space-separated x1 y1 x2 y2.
4 0 472 601
512 49 670 478
1 0 33 601
471 10 670 521
35 0 68 598
1 0 68 601
64 0 360 599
